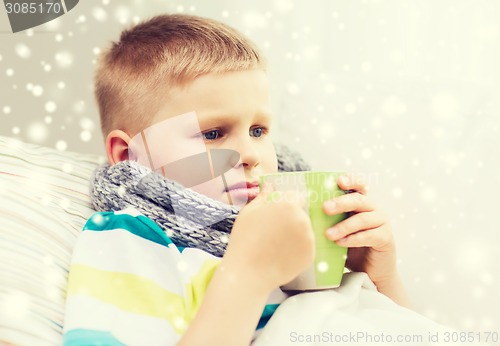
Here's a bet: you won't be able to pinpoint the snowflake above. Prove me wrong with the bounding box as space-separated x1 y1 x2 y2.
286 82 300 95
42 255 54 266
79 117 94 131
27 122 48 142
62 163 73 173
319 124 334 138
480 272 493 285
55 51 73 68
273 0 294 12
361 61 372 72
114 6 131 24
176 260 188 272
45 101 57 113
32 85 43 96
116 185 126 197
420 186 437 203
324 83 336 94
392 187 403 198
90 213 104 226
382 96 407 117
432 271 446 284
243 11 268 29
76 15 86 24
92 7 108 22
73 100 86 114
172 316 187 331
56 140 67 151
44 268 61 285
80 130 92 142
15 43 31 59
431 92 459 119
361 148 372 159
345 103 357 114
1 292 30 320
317 261 329 273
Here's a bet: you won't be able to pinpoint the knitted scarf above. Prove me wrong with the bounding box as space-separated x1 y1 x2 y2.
90 144 310 257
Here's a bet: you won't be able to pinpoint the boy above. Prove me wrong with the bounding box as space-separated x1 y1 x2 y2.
63 14 410 345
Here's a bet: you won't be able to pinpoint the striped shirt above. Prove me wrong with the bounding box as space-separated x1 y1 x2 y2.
63 206 288 345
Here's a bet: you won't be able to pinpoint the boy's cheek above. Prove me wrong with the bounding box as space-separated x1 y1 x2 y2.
190 172 250 207
191 177 230 202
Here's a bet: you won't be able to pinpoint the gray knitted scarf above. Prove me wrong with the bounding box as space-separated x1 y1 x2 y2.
91 144 310 258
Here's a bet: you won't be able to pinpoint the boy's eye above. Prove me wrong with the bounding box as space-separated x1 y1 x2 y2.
251 127 264 137
203 130 220 141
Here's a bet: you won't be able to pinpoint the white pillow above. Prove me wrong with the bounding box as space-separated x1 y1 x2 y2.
0 136 105 346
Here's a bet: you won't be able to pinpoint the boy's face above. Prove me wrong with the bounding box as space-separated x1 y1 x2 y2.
131 69 278 205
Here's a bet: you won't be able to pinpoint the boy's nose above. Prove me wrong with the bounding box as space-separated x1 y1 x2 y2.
236 140 260 170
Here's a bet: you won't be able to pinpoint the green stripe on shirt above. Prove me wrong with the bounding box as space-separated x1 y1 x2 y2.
83 211 173 247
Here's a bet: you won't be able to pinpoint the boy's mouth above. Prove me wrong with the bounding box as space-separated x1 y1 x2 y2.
225 181 260 202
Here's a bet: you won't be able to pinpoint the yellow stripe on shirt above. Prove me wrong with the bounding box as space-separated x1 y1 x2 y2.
184 258 219 321
67 264 188 334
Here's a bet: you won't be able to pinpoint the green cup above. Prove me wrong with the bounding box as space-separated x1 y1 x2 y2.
259 171 349 290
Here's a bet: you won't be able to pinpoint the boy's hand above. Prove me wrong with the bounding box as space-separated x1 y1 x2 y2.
180 186 315 346
223 184 315 293
322 175 398 286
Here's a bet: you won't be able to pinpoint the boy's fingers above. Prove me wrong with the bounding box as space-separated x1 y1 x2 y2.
323 192 376 215
337 174 369 195
335 227 394 251
325 211 385 241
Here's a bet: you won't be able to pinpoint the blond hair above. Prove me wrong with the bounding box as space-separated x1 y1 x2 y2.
95 14 267 139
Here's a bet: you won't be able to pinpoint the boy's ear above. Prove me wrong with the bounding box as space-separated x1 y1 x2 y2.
106 130 132 165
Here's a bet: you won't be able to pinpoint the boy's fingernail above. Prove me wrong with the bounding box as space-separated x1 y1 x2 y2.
324 201 336 211
336 237 347 246
326 227 339 239
339 175 349 185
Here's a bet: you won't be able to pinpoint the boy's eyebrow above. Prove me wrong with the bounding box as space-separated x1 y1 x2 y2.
197 111 272 125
